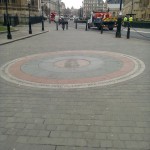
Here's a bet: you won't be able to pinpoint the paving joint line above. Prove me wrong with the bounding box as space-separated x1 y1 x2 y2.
48 131 51 138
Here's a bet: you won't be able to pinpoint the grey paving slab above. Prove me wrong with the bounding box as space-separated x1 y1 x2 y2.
12 143 56 150
0 23 49 45
56 146 107 150
0 21 150 150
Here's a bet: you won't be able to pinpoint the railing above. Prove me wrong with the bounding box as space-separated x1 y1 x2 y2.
124 21 150 29
0 15 43 26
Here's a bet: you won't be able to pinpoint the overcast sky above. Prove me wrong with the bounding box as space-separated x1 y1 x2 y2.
61 0 82 9
61 0 106 9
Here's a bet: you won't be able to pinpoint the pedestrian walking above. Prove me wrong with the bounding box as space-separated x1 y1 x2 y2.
55 15 59 30
129 16 133 22
123 16 128 22
61 17 65 30
123 16 128 26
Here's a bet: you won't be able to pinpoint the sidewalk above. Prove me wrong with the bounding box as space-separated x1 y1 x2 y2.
121 27 150 33
0 22 50 45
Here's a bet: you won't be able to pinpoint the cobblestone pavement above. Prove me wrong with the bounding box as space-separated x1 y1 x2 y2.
0 21 150 150
0 23 49 45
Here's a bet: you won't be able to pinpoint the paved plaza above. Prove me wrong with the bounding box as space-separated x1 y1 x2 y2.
0 22 150 150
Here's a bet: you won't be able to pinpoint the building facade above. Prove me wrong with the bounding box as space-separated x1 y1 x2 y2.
107 0 120 4
106 0 123 17
123 0 150 21
42 0 61 15
0 0 39 16
0 0 62 17
83 0 105 18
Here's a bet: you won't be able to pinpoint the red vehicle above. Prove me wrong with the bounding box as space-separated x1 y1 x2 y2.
50 12 57 21
88 11 117 30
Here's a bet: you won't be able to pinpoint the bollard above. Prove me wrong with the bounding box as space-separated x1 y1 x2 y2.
116 17 122 38
29 20 32 34
127 22 130 39
56 22 58 30
42 20 44 31
75 22 77 29
101 26 103 34
7 23 12 39
85 21 88 31
101 25 103 34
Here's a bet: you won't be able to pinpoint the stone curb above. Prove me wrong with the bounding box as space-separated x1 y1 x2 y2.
0 30 49 46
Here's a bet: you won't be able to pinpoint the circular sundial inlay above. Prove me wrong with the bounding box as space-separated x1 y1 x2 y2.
0 51 145 89
54 59 90 68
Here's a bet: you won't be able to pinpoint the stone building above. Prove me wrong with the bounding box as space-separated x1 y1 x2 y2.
0 0 62 17
0 0 40 16
140 0 150 20
107 0 120 4
83 0 105 18
42 0 61 15
106 0 123 17
60 2 65 15
123 0 150 21
61 2 65 10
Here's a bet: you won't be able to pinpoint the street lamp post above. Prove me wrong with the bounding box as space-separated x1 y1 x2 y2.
58 0 60 17
5 0 12 39
41 1 44 31
81 7 83 18
49 0 51 23
131 0 133 14
27 0 32 34
80 7 81 18
98 0 100 11
116 0 122 38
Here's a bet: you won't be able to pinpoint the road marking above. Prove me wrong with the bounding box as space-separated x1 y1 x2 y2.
123 29 150 34
0 51 145 89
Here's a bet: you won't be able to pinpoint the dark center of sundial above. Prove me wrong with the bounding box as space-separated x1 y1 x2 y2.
54 59 90 68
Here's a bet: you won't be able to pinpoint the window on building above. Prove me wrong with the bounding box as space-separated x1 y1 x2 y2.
12 0 16 3
113 12 115 17
0 0 10 3
31 0 34 6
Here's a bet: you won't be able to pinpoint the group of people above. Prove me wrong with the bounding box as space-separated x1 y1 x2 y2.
123 15 133 27
123 16 133 22
55 15 68 30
